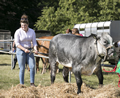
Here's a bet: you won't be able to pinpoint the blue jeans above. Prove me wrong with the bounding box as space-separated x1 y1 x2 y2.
16 48 35 84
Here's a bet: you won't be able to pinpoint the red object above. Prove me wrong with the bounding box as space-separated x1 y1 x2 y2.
79 34 83 36
103 65 120 87
103 65 117 72
117 73 120 87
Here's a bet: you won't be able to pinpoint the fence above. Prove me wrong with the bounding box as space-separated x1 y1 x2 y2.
0 37 78 83
0 38 51 73
0 30 11 51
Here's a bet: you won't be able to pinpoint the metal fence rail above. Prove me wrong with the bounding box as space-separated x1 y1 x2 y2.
0 50 49 58
0 38 51 42
0 50 16 54
0 38 50 72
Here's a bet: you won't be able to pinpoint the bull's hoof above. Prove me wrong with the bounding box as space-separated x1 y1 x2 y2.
77 90 81 94
51 82 54 84
77 91 80 94
99 84 103 88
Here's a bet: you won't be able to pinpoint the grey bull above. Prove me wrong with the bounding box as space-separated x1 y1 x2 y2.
49 33 113 94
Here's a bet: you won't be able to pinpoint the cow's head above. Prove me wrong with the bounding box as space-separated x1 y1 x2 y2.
96 33 114 61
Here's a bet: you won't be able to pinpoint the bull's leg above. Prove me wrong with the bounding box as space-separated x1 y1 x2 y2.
36 57 40 72
62 66 69 82
50 61 57 84
73 69 82 94
56 62 59 73
95 66 103 86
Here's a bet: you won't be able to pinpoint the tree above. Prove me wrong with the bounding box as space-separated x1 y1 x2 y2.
35 0 120 35
79 0 101 22
35 0 83 35
98 0 120 21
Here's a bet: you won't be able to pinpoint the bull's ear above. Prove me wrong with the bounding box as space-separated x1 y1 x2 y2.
96 34 101 40
90 33 97 39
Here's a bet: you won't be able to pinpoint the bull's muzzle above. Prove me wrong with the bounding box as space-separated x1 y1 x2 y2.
106 46 114 59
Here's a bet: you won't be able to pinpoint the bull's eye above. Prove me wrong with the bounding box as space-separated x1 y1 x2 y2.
103 40 109 46
104 40 108 44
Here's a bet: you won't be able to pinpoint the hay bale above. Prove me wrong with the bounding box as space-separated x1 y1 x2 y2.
88 84 120 98
0 83 120 98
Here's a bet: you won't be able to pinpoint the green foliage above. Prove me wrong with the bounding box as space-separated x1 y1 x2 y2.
34 0 120 35
98 0 120 21
0 0 59 36
35 0 83 35
1 0 120 36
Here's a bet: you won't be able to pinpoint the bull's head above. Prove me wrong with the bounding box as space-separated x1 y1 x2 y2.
96 33 114 61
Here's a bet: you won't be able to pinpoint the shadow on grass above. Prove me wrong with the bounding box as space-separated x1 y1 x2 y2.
102 71 117 75
0 64 11 66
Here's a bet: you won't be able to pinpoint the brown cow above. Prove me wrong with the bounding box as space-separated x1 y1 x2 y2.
36 36 59 74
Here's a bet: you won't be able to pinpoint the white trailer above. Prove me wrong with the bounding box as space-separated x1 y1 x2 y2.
73 20 120 42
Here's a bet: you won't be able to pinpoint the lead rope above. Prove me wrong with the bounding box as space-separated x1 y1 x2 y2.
103 59 120 87
102 46 120 87
117 73 120 87
103 65 117 72
95 40 120 87
94 38 120 86
97 41 107 61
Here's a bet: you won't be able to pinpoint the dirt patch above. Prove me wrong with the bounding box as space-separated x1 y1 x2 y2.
0 83 120 98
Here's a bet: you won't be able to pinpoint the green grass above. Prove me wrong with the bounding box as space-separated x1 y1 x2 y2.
0 54 119 91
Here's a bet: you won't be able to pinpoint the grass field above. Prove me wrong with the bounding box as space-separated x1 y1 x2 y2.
0 54 119 91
